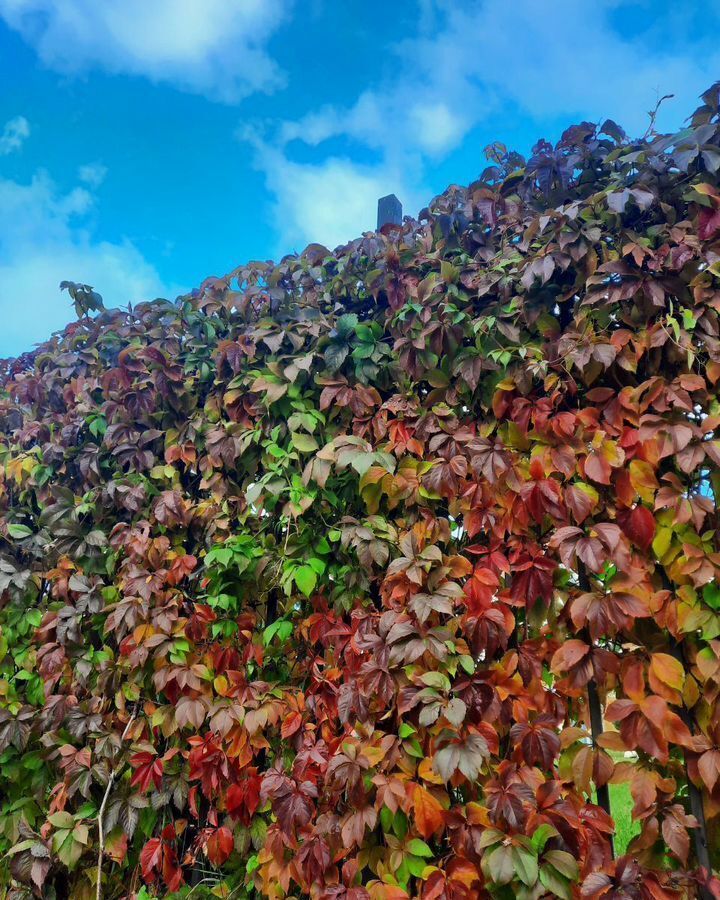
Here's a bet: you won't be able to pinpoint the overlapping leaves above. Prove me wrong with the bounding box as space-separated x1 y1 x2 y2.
1 85 720 899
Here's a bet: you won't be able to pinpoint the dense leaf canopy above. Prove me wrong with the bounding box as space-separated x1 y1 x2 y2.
2 86 720 900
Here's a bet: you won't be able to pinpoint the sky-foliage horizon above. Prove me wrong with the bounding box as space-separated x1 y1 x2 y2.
0 0 718 357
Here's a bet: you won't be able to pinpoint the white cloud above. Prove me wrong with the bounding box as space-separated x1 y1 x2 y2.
0 0 290 102
77 162 108 187
245 0 720 257
278 0 719 161
408 103 468 156
252 143 423 253
0 116 30 155
278 92 466 158
402 0 720 138
0 170 182 357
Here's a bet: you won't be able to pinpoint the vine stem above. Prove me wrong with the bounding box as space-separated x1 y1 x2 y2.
577 561 615 858
656 568 713 889
96 706 138 900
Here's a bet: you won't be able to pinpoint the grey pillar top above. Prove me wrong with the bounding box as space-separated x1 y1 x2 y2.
377 194 402 230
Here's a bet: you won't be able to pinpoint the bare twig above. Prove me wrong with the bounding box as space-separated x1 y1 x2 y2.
96 705 139 900
643 92 675 140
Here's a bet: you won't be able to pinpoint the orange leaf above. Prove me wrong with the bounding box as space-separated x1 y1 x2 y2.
280 711 302 739
448 857 481 887
699 749 720 792
413 784 444 838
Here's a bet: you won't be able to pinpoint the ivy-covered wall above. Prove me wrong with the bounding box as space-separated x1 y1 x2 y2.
2 86 720 899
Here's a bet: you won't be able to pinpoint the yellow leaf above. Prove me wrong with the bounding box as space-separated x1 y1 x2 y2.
629 459 659 504
649 652 685 694
418 757 443 784
652 526 673 560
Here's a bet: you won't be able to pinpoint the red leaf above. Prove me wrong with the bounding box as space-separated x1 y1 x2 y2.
130 752 164 792
699 206 720 241
140 838 162 883
225 771 261 825
623 505 656 551
206 826 234 866
584 451 611 485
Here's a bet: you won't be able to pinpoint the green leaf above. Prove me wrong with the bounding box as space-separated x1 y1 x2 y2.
249 816 267 850
653 526 673 558
511 846 539 886
392 809 408 840
485 845 515 885
475 828 505 849
294 565 317 597
404 737 424 759
352 342 375 360
75 802 97 818
704 583 720 611
440 260 459 283
324 342 349 371
7 524 32 539
307 557 326 575
407 839 433 857
681 308 696 330
380 806 394 833
263 620 282 645
335 313 359 337
291 432 319 453
349 451 376 476
406 855 427 877
25 609 42 628
544 850 578 880
276 620 293 643
425 368 449 388
48 812 75 829
420 671 451 692
459 654 475 674
531 824 559 853
540 865 572 900
55 833 83 868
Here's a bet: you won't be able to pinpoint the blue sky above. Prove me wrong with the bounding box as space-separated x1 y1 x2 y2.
0 0 718 357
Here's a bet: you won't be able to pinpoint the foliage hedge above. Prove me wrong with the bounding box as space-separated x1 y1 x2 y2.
2 85 720 900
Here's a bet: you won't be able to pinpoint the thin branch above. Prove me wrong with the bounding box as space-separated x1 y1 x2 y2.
643 92 674 140
96 705 139 900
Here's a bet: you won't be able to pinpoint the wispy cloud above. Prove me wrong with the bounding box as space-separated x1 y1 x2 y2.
0 0 291 102
242 0 720 255
0 116 30 155
0 169 182 356
77 162 108 188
